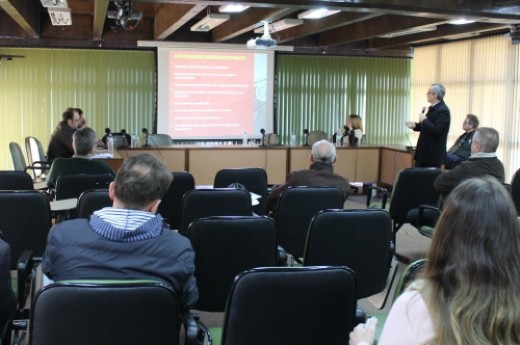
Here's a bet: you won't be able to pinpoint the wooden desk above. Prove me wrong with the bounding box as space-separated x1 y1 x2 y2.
117 145 413 187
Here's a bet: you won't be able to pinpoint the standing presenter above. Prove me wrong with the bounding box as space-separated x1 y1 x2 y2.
406 83 451 168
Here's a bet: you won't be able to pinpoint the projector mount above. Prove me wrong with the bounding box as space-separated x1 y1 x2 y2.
247 21 278 49
107 0 142 31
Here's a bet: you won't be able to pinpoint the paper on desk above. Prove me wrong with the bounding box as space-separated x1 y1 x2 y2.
92 153 113 159
250 192 261 206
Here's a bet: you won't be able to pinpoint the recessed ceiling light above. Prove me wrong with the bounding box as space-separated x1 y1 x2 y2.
219 4 250 13
253 19 304 34
448 18 476 25
298 8 340 20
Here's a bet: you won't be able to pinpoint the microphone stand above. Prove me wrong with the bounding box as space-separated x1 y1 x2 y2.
303 133 310 147
259 133 266 147
141 132 151 148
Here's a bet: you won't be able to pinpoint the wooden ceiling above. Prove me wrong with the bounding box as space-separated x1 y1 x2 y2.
1 0 520 57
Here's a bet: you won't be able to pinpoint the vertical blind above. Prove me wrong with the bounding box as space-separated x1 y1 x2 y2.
411 35 520 181
0 48 155 170
276 55 412 145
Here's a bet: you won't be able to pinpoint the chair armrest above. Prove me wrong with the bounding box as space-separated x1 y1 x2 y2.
182 311 206 345
366 186 388 209
16 250 34 311
417 205 441 227
276 245 287 266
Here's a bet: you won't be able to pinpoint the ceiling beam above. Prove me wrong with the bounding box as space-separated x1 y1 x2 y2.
319 15 446 46
0 0 39 38
154 3 207 40
93 0 109 40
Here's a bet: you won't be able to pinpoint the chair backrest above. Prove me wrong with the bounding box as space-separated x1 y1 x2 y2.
389 167 442 224
157 172 195 229
9 142 27 171
187 216 278 312
303 209 392 299
0 171 34 190
0 191 51 270
24 136 47 166
221 266 357 345
275 186 344 258
511 168 520 216
307 130 328 145
55 174 114 200
266 133 280 145
213 168 268 215
148 134 173 147
178 189 252 236
29 281 182 345
393 259 427 303
77 189 112 218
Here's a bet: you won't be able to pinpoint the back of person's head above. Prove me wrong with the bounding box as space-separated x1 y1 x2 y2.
311 140 336 164
474 127 499 152
62 107 77 122
114 154 172 209
466 114 479 129
422 176 520 344
348 114 363 131
73 127 97 156
430 83 445 100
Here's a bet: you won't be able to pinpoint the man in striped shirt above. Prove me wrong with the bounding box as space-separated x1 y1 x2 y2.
41 154 198 310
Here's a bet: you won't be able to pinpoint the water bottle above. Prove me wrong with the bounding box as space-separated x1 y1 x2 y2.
290 132 296 147
107 133 114 154
131 133 138 148
242 132 248 146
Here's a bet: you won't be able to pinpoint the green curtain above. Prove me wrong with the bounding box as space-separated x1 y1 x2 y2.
0 48 155 170
275 54 411 145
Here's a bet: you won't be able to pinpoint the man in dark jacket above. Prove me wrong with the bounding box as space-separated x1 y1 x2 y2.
47 107 81 163
444 114 479 169
267 140 350 213
41 154 198 310
406 83 451 168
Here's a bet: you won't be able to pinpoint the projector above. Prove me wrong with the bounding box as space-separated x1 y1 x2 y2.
247 37 277 49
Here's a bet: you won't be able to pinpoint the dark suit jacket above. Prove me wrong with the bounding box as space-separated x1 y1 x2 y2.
267 162 350 212
413 100 451 167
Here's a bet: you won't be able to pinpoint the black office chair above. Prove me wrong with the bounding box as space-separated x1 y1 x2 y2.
367 167 441 245
219 266 357 345
0 171 34 190
178 189 252 236
55 174 114 201
28 281 203 345
307 130 328 145
77 189 112 218
392 259 427 303
0 191 51 270
213 168 268 215
274 186 344 261
187 216 279 314
158 172 195 230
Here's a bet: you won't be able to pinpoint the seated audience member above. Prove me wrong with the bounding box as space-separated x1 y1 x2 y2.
267 140 350 212
407 126 504 227
46 127 115 188
47 107 82 163
339 114 364 146
41 154 198 310
350 176 520 345
434 126 504 203
0 233 16 331
76 107 87 129
444 114 479 169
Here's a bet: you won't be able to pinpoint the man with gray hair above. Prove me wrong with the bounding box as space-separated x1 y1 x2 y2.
46 127 115 188
267 139 350 212
406 83 451 168
434 127 505 199
41 154 198 310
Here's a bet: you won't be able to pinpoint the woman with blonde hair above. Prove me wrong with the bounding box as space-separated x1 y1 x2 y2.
350 176 520 345
340 114 363 146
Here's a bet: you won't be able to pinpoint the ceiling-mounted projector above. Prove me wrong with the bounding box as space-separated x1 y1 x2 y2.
247 21 277 49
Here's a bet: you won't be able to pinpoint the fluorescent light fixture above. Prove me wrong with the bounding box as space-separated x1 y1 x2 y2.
380 26 437 38
40 0 68 8
191 14 230 32
448 18 476 25
48 7 72 25
298 8 340 19
254 19 304 34
219 4 250 13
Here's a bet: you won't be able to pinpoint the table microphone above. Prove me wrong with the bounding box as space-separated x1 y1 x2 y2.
141 128 151 147
303 129 310 146
259 128 266 147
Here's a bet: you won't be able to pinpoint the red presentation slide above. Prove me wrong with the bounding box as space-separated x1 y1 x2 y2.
169 50 254 138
